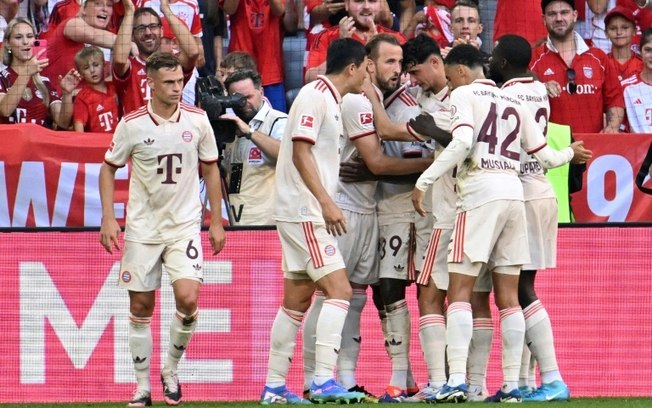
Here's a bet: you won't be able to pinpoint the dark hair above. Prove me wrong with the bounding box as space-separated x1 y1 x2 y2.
541 0 575 13
146 51 181 73
220 51 258 72
640 27 652 49
402 33 441 71
444 43 484 69
494 34 532 70
365 33 402 61
452 0 482 23
133 7 161 25
326 38 367 74
224 69 262 90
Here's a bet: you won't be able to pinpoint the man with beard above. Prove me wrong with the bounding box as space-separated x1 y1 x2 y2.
112 0 199 114
219 69 288 225
530 0 624 134
305 0 405 83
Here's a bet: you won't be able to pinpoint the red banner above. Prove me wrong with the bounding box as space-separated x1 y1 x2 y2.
572 133 652 222
1 125 652 225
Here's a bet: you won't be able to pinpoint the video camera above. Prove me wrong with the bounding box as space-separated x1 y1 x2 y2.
195 75 247 145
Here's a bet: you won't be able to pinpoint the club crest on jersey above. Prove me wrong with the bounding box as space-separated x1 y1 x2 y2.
299 114 314 130
359 112 373 125
248 146 263 163
324 245 336 256
121 271 132 283
181 130 193 142
583 66 593 79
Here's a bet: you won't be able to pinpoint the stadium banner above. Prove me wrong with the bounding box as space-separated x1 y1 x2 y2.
572 133 652 222
1 227 650 403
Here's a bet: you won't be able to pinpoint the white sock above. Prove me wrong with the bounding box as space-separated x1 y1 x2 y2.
165 309 198 372
314 299 349 385
266 307 304 387
303 291 324 390
467 317 493 394
446 302 473 386
129 314 153 391
419 314 447 387
379 309 389 358
386 300 410 389
524 300 563 384
337 289 366 389
500 307 525 385
519 341 531 388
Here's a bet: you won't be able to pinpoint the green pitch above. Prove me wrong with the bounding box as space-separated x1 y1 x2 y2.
1 399 652 408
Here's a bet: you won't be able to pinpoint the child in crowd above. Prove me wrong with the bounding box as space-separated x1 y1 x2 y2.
605 6 643 83
72 46 120 133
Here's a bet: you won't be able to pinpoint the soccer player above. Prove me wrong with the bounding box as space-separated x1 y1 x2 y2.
99 52 227 407
260 38 368 405
412 44 591 403
491 33 572 402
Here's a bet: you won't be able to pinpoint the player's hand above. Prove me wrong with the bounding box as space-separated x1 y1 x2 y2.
208 222 226 254
100 217 121 254
339 16 355 39
339 159 374 183
322 200 347 236
408 113 452 147
544 80 562 98
411 187 426 217
569 141 592 164
360 77 376 99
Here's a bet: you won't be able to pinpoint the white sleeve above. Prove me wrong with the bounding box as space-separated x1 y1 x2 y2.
415 126 472 191
530 145 574 169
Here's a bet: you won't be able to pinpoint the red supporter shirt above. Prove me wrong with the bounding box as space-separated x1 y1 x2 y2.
530 32 625 134
42 0 122 40
136 0 203 37
608 53 643 83
306 25 406 71
73 82 120 133
42 19 85 93
493 0 547 46
221 0 284 86
0 68 60 125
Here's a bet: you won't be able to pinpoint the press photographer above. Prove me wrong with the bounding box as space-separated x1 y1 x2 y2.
218 69 288 226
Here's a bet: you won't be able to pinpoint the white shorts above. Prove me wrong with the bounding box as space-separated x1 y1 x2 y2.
417 227 452 290
415 212 435 271
118 234 204 292
277 221 346 281
337 210 379 285
378 222 417 281
448 200 530 276
523 198 558 270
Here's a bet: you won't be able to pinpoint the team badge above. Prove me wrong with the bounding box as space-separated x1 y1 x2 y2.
181 130 193 142
583 66 593 79
324 245 336 256
121 271 132 283
299 114 314 130
359 112 373 125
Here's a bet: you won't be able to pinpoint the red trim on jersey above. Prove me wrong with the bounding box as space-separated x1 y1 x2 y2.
398 93 418 107
103 159 125 169
451 123 473 133
417 228 442 286
181 103 205 114
406 122 425 141
302 222 324 269
124 110 149 123
502 77 535 89
527 142 547 155
407 222 417 281
349 130 376 140
452 211 466 263
316 77 339 103
199 158 219 164
292 136 315 144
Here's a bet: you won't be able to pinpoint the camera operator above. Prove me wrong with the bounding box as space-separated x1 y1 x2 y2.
219 69 288 226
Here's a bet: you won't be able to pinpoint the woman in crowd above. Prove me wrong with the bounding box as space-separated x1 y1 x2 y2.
0 17 79 128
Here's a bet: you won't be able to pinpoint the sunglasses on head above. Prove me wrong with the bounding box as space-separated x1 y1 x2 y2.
566 68 577 94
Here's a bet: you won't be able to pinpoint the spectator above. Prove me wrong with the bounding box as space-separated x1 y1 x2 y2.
530 0 625 134
441 0 484 59
622 28 652 132
219 69 287 225
305 0 405 83
0 17 79 127
43 0 123 40
403 1 453 48
220 0 287 112
0 0 18 43
72 46 119 133
197 0 226 76
217 50 257 83
605 5 644 81
17 0 49 38
43 0 116 94
112 0 199 114
581 0 617 53
493 0 548 47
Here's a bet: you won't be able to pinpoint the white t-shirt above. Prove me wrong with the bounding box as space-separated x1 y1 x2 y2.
274 75 343 223
623 74 652 133
104 102 219 243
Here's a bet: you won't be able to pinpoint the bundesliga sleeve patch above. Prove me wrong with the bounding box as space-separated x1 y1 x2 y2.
299 114 314 130
359 112 373 126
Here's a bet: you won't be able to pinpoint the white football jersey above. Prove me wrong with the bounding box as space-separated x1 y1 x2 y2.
104 102 219 243
501 77 556 201
623 75 652 133
449 79 549 210
274 76 344 223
